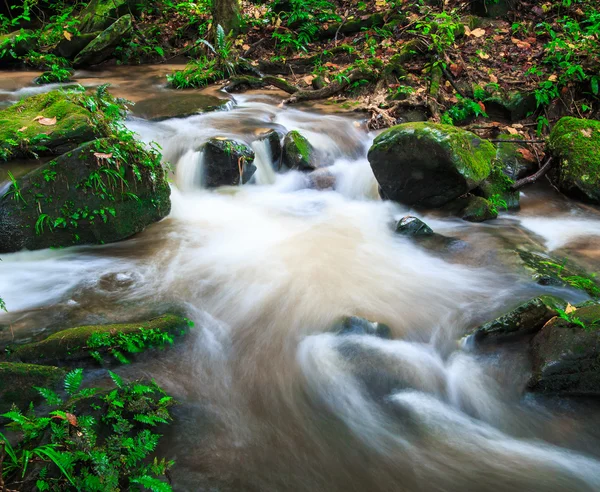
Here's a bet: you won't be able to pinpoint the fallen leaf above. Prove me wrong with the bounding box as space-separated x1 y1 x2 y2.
34 116 57 126
478 51 490 60
242 44 250 50
478 101 486 112
94 152 113 159
18 126 27 132
471 28 486 38
449 63 462 77
565 303 577 314
489 73 498 83
548 74 557 82
303 75 314 85
516 148 536 162
464 26 472 37
506 127 519 135
511 37 531 49
581 128 592 138
493 35 504 42
512 124 524 129
63 30 72 41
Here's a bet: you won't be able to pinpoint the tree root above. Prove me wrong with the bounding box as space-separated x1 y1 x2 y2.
284 69 375 104
262 76 298 94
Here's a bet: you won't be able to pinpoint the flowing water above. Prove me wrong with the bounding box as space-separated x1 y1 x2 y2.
2 67 600 491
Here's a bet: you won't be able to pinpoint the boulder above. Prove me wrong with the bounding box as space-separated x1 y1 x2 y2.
307 168 335 190
202 138 256 188
55 31 99 60
548 116 600 204
77 0 136 33
495 135 538 180
282 130 317 171
332 316 391 339
0 90 97 160
255 130 282 170
131 93 230 121
8 314 189 366
474 166 520 210
0 138 170 253
529 304 600 395
395 216 433 236
367 122 494 207
470 296 565 344
461 195 497 222
0 362 65 413
74 15 133 67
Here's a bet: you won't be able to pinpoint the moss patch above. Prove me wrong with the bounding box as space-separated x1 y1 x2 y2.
282 130 316 171
0 362 65 413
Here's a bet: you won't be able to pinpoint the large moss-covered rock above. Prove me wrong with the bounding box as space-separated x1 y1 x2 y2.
202 138 256 188
55 31 100 60
0 362 65 413
0 138 170 253
77 0 136 33
0 90 97 161
529 304 600 395
470 296 565 344
74 15 133 67
9 314 188 366
367 122 494 207
282 130 317 171
548 117 600 204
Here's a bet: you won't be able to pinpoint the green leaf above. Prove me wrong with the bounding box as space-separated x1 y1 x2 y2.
108 370 124 389
35 386 63 406
64 368 84 396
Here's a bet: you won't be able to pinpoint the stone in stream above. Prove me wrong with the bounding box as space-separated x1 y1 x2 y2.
74 14 133 67
131 93 231 121
473 166 520 210
7 314 189 366
0 89 98 160
307 168 336 190
0 138 171 253
548 116 600 205
282 130 318 171
395 216 434 236
461 195 498 222
0 362 66 414
332 316 391 339
202 137 256 187
529 303 600 396
470 296 566 344
367 122 494 208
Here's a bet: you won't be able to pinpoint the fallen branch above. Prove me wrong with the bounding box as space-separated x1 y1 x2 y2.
262 76 299 94
511 157 554 190
284 69 375 104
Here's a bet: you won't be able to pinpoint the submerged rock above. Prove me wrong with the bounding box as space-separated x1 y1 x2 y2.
548 116 600 204
529 304 600 395
0 362 65 413
395 216 433 236
131 93 230 121
461 195 498 222
0 138 170 253
8 314 189 366
471 296 565 344
282 130 317 171
367 122 494 207
0 90 97 160
202 138 256 187
332 316 391 339
74 15 133 67
307 168 336 190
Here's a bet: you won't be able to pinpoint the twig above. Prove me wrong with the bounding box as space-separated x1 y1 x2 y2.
334 16 347 45
511 157 554 190
441 66 467 99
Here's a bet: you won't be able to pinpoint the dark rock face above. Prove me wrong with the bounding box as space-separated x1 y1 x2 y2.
367 122 494 208
471 296 565 344
74 15 133 67
395 216 433 236
548 117 600 205
256 130 283 171
282 130 317 171
0 139 171 253
471 0 515 18
529 304 600 396
202 138 256 188
333 316 391 339
55 32 99 59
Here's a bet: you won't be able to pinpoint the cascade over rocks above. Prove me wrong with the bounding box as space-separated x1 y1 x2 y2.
202 138 256 187
0 139 171 253
282 130 318 171
549 116 600 205
74 14 133 67
367 122 494 207
255 129 283 170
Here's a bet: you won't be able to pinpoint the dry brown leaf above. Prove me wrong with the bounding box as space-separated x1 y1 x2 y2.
471 28 486 38
34 116 57 126
565 303 577 314
581 128 592 138
512 123 524 129
506 126 519 135
493 35 504 42
464 25 472 37
303 75 314 85
18 126 27 132
94 152 113 159
478 51 490 60
511 37 531 49
516 148 536 162
242 44 250 50
63 30 72 41
489 73 498 84
548 74 557 82
478 101 486 112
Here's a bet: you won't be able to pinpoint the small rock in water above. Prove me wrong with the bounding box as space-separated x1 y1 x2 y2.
282 130 317 171
461 195 498 222
202 138 256 188
395 216 433 236
307 168 336 190
333 316 391 339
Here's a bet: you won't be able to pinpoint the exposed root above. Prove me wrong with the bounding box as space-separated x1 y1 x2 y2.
284 69 375 104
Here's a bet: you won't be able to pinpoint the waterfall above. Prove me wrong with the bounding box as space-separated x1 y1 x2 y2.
251 139 277 186
175 149 204 191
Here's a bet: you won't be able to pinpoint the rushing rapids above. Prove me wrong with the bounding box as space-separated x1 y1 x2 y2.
2 68 600 491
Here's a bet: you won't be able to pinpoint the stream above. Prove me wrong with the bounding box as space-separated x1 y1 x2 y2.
2 66 600 491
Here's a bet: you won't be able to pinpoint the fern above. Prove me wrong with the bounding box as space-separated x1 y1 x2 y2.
63 368 83 396
131 475 173 492
34 386 62 406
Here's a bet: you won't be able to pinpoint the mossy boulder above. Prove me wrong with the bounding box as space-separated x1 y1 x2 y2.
55 31 100 60
77 0 136 33
0 90 97 161
461 195 498 222
395 216 433 236
8 315 188 366
202 138 256 188
74 15 133 67
470 296 565 344
495 135 538 180
0 29 37 62
474 166 520 210
0 138 171 253
282 130 317 171
0 363 65 413
548 117 600 204
529 304 600 395
367 122 494 207
481 90 537 122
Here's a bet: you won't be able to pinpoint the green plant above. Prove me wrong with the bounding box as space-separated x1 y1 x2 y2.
488 194 508 214
441 96 487 125
3 171 27 204
556 307 587 330
0 369 175 491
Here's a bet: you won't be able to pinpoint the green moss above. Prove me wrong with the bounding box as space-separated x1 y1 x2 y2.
9 314 189 365
74 14 133 66
289 131 310 161
549 117 600 203
462 195 498 222
0 362 65 412
476 166 519 209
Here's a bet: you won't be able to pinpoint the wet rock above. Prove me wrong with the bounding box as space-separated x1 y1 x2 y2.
529 304 600 395
0 138 171 253
256 129 282 170
55 31 102 60
367 122 494 207
495 135 538 180
471 296 565 344
282 130 317 171
395 216 433 236
332 316 391 339
307 168 335 190
131 93 230 121
461 195 498 222
0 89 97 160
74 15 133 67
394 108 428 124
474 166 520 210
548 116 600 205
8 314 189 366
202 138 256 187
78 0 135 33
0 362 65 413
